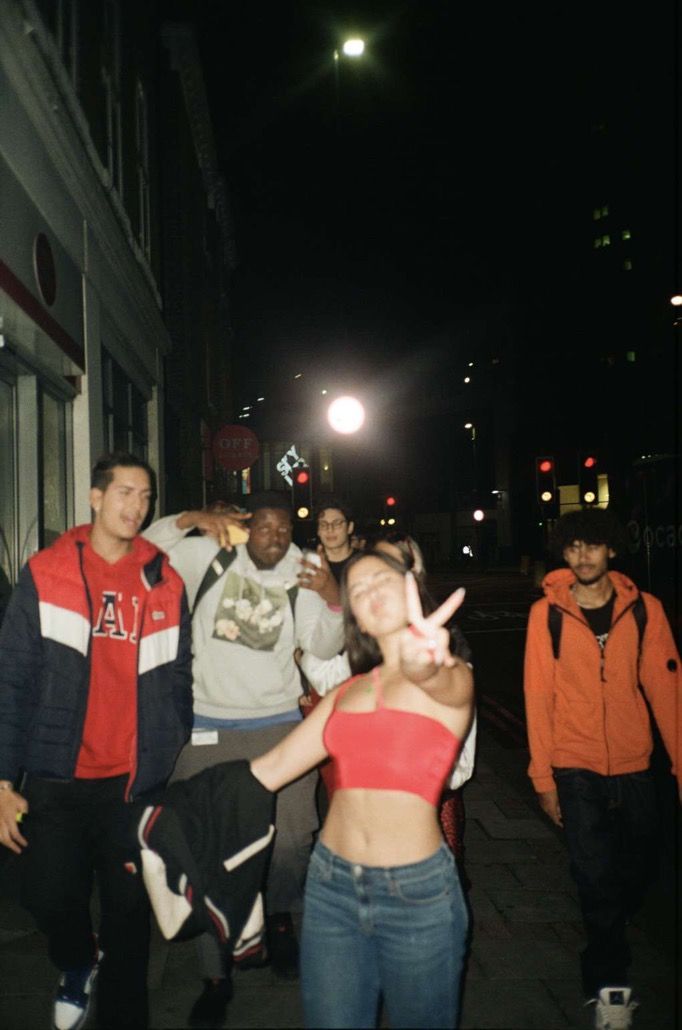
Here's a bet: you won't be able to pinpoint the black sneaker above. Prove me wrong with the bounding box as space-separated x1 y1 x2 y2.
267 912 299 981
187 978 233 1028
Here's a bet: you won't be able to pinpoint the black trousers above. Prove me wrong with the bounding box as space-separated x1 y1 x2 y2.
554 767 658 998
20 775 149 1029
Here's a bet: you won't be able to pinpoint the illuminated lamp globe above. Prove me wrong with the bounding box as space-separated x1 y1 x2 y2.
473 509 485 522
327 395 365 434
342 38 365 56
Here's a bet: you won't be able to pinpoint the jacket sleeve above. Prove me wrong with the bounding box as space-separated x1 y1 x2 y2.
523 600 557 793
294 588 344 659
143 514 190 552
173 588 194 742
0 566 42 782
638 594 682 788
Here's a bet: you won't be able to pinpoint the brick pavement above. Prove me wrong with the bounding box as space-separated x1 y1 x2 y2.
0 729 677 1029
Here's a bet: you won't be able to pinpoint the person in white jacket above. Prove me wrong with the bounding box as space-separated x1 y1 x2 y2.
143 491 344 1024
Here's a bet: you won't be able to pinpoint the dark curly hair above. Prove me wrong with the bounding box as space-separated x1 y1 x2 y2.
550 508 627 561
341 549 437 675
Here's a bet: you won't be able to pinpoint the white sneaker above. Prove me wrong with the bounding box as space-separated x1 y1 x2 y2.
593 987 638 1030
53 951 102 1030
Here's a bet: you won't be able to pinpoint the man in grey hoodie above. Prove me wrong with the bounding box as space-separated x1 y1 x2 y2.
144 491 343 1024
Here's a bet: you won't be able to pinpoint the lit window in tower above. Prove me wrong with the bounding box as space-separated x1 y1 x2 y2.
621 229 631 240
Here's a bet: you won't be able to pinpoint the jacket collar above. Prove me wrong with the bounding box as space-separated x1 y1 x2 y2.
542 567 640 620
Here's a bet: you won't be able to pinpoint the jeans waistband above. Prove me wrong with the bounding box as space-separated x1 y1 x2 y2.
311 839 454 885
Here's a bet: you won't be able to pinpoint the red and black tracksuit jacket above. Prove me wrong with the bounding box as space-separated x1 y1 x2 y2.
0 525 193 800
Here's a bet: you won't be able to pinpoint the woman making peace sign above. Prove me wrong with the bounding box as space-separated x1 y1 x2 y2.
251 550 474 1029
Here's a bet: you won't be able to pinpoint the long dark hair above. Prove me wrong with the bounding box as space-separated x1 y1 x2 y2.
341 549 437 675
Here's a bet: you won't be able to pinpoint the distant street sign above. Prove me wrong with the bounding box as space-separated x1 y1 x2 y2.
212 424 260 471
276 444 303 486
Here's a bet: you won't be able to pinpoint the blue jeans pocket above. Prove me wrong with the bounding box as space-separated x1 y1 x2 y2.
391 851 454 905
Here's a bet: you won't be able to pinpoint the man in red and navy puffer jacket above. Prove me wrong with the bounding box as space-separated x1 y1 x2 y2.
0 452 192 1030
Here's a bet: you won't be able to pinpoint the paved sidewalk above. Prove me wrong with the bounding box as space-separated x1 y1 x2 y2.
0 729 677 1028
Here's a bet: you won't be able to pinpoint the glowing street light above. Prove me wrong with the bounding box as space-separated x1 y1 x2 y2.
327 395 365 434
342 38 365 57
670 295 682 306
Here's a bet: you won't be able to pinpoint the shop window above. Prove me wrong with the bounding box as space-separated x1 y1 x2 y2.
135 80 151 259
0 378 16 594
56 0 79 89
102 0 123 194
41 390 69 547
102 350 148 458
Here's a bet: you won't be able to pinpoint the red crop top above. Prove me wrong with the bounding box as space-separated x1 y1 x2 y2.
323 668 461 807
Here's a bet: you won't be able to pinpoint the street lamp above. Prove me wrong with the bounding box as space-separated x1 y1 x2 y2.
463 423 478 498
333 37 365 109
327 395 365 434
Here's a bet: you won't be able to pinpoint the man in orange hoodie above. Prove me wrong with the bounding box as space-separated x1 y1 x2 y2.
523 508 680 1030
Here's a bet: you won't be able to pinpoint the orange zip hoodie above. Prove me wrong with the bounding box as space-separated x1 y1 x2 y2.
523 568 681 794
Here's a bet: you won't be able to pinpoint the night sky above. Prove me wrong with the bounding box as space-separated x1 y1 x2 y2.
167 0 676 487
186 3 589 394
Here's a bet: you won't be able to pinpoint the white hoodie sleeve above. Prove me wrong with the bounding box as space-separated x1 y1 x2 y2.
300 651 351 696
293 586 344 659
143 514 218 608
448 713 477 790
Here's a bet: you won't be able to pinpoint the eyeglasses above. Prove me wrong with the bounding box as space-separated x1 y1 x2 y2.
318 519 347 531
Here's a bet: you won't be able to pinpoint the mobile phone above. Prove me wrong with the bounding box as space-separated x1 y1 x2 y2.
227 522 249 545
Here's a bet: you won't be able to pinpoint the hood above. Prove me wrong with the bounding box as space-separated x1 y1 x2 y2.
47 524 164 569
541 566 640 610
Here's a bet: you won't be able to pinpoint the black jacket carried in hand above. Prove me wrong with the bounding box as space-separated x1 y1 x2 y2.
137 760 275 954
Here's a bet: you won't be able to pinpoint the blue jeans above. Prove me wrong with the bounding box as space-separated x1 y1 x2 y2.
554 768 658 997
301 841 469 1029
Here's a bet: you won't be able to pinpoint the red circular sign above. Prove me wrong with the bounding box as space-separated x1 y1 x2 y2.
212 425 260 471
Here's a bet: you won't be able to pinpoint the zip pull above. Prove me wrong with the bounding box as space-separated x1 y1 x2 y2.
600 651 606 683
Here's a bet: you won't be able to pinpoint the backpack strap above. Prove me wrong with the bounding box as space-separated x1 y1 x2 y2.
632 595 648 665
191 548 237 617
547 596 648 665
548 604 563 660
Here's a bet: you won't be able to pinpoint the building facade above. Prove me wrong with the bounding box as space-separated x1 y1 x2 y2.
0 0 235 591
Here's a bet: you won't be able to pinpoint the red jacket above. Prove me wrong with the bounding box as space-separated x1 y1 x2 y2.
524 568 681 794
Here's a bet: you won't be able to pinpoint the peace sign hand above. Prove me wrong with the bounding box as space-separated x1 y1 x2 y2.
400 572 466 680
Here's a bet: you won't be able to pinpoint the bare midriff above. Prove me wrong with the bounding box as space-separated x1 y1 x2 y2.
320 788 443 866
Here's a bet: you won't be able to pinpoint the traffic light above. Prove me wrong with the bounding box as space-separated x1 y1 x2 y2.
579 453 599 506
380 495 398 526
535 456 559 517
292 463 312 520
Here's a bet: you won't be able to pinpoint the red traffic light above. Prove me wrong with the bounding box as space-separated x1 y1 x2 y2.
295 469 310 485
538 459 553 473
385 496 397 507
583 456 597 469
